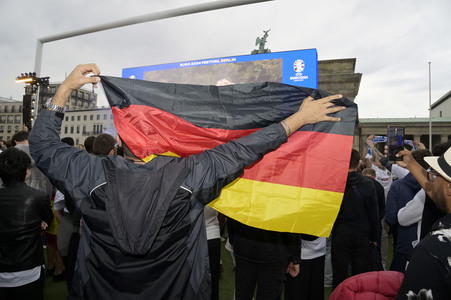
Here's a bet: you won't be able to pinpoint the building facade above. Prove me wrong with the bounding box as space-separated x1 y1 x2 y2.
355 117 451 155
61 108 116 146
34 82 98 112
431 90 451 118
0 97 24 141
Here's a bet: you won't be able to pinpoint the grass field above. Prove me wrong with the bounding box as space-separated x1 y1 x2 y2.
44 237 393 300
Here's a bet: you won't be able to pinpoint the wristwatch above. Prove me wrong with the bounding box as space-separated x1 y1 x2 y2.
45 99 66 114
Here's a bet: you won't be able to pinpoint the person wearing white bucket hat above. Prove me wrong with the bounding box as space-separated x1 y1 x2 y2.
396 147 451 300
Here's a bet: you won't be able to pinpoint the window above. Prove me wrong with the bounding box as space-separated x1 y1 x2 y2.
110 114 114 120
71 116 75 121
14 116 21 124
70 126 74 134
103 114 107 120
90 115 93 121
0 126 3 133
97 115 100 120
83 125 86 134
7 116 14 124
0 116 5 124
4 106 8 113
7 126 11 133
65 127 68 134
11 106 15 113
93 124 103 135
84 115 87 121
65 116 69 121
14 125 19 132
77 126 80 134
440 111 442 118
77 116 81 121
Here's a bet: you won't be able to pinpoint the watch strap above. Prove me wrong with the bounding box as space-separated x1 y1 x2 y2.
45 100 66 114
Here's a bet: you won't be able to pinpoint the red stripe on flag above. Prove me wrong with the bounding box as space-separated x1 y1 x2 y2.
241 132 353 193
113 105 257 159
113 105 352 193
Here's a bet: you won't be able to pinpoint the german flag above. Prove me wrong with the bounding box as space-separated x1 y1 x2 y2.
100 76 357 237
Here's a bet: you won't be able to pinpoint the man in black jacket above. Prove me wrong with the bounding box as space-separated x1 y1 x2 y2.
332 149 379 289
0 148 53 300
29 63 345 299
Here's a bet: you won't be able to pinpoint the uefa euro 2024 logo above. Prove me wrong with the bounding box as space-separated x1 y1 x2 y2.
293 60 305 72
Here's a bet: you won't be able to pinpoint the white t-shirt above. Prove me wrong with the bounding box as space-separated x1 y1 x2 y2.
204 206 220 240
371 164 393 200
301 237 326 260
0 266 41 287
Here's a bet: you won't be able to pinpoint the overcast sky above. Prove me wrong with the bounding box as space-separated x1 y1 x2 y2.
0 0 450 118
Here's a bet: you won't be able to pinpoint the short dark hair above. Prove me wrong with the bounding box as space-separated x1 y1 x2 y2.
12 130 29 145
93 134 116 156
61 137 75 146
0 148 32 186
362 168 376 177
84 136 96 154
432 141 451 156
412 149 432 170
117 135 136 160
349 149 360 169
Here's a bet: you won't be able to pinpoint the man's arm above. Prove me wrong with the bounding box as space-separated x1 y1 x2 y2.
397 150 433 198
366 134 386 159
397 189 425 226
183 94 345 203
362 135 374 169
39 194 53 229
367 185 380 243
29 64 104 199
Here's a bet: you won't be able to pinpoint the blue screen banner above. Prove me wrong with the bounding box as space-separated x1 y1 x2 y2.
122 49 318 89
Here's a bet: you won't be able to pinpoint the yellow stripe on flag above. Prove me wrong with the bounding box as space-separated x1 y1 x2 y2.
209 178 343 237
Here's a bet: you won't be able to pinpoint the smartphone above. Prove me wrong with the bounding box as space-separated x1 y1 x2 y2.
387 126 405 161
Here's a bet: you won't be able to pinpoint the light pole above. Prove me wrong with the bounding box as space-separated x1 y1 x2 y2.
428 62 432 150
15 73 49 129
33 0 273 75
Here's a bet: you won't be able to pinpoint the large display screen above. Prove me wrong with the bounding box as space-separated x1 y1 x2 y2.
122 49 318 88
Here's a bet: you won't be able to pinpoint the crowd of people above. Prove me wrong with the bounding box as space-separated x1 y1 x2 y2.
1 63 451 300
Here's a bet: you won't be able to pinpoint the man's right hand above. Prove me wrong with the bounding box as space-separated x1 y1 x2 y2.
52 63 101 108
281 94 345 136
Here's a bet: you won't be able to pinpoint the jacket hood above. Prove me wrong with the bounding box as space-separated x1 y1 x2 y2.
102 157 190 256
346 171 364 186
